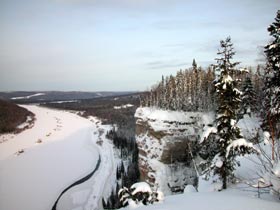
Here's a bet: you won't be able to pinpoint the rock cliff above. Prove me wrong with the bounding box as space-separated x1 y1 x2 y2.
135 107 214 194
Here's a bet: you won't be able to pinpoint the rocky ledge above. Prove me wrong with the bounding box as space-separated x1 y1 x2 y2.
134 107 214 194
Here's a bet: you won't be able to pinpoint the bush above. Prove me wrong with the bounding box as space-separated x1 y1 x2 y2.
118 182 164 208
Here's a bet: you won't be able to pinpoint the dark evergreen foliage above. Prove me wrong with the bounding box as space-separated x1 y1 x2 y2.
241 76 258 117
141 62 216 111
141 61 263 114
262 10 280 139
103 128 140 209
0 99 35 134
205 37 255 189
118 184 161 207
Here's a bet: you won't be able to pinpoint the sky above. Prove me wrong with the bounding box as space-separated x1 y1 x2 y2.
0 0 278 91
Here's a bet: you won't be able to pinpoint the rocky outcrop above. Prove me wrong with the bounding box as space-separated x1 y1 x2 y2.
135 107 214 194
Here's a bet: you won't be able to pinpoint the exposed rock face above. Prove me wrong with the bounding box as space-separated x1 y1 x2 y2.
135 107 214 194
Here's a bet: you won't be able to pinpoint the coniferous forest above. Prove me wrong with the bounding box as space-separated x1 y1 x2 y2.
141 59 264 114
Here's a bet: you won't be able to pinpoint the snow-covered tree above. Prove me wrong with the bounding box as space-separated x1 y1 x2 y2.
241 76 257 116
118 182 164 208
262 10 280 142
259 10 280 195
207 37 255 190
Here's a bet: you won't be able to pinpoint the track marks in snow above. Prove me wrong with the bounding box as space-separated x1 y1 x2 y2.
55 117 116 210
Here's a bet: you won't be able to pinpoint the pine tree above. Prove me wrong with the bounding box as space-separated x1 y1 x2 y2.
262 10 280 145
210 37 255 189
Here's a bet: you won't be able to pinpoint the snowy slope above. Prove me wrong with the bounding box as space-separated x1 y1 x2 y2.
132 190 280 210
0 105 116 210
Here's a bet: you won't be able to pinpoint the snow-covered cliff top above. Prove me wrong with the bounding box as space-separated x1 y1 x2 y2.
135 107 214 132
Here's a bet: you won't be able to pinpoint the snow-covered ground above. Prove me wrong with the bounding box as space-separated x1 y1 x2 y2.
0 105 116 210
135 107 214 132
132 189 280 210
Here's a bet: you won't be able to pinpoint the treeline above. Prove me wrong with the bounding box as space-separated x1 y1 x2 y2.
103 128 140 209
141 59 264 113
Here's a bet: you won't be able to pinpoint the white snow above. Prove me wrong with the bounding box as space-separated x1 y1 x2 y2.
271 162 280 192
0 105 116 210
11 93 45 100
273 162 280 177
128 190 280 210
132 109 280 210
212 154 223 168
16 115 33 129
135 107 196 123
131 182 152 195
237 114 261 140
200 126 217 143
239 67 249 73
224 75 233 83
269 43 277 49
183 185 197 193
124 153 280 209
226 138 254 157
135 107 214 132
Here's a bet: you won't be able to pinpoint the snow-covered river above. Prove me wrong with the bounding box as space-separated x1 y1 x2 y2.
0 105 116 210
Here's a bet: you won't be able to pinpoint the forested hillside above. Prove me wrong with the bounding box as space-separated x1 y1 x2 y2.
0 100 34 134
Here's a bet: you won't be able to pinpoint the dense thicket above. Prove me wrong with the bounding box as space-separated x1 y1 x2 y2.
103 128 140 209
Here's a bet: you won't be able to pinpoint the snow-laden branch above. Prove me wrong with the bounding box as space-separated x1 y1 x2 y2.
226 138 255 157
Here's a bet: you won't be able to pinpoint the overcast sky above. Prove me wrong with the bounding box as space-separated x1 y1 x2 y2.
0 0 278 91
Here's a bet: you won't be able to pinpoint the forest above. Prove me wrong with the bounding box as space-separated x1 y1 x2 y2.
141 60 263 114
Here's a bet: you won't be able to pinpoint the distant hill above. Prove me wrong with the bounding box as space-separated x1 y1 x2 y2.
0 99 34 134
0 91 136 103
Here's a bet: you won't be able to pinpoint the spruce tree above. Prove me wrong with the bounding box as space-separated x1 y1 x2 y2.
262 10 280 142
210 37 255 189
241 76 257 117
192 59 199 110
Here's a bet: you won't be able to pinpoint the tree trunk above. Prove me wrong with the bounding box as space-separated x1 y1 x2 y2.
222 159 227 189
